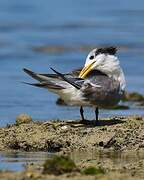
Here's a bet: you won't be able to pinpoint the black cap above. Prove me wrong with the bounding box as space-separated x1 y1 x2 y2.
95 47 117 55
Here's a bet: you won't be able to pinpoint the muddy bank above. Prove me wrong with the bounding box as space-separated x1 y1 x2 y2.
0 170 143 180
1 170 142 180
0 115 144 179
0 115 144 152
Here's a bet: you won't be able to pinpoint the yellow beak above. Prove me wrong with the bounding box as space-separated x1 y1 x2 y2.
79 61 96 78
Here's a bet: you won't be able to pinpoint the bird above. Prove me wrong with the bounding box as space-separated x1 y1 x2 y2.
23 47 126 124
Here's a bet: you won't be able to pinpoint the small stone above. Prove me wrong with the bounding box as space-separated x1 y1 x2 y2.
16 114 32 125
133 115 143 121
61 125 68 130
99 141 104 147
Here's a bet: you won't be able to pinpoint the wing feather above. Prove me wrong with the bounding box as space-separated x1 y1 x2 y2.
81 75 121 107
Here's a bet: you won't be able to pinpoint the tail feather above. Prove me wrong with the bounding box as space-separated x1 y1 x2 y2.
23 67 82 90
22 82 46 88
23 68 51 82
22 81 64 90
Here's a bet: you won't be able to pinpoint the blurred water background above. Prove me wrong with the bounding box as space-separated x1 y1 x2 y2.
0 0 144 172
0 0 144 126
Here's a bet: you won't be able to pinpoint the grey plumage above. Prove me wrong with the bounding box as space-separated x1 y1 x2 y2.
23 68 83 90
82 75 121 108
23 68 122 108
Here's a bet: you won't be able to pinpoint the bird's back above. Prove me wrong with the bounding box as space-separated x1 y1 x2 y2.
81 73 122 108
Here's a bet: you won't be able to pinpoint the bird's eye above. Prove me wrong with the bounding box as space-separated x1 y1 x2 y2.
89 55 94 60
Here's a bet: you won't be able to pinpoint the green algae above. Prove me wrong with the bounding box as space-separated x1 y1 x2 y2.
123 92 144 102
112 105 129 110
83 166 105 175
43 155 78 175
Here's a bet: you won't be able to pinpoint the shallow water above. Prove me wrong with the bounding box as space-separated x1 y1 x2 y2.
0 0 144 171
0 150 144 172
71 149 144 166
0 151 50 171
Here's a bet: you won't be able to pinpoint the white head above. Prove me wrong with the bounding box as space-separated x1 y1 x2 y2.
79 47 126 91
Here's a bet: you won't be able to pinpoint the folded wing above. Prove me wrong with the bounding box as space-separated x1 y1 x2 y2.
23 68 84 90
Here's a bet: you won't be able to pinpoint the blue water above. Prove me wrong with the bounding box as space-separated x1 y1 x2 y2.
0 0 144 127
0 0 144 171
0 151 50 171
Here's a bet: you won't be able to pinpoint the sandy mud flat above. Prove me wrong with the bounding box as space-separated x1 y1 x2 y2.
0 115 144 179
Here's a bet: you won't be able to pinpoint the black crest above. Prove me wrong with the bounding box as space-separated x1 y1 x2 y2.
95 47 117 56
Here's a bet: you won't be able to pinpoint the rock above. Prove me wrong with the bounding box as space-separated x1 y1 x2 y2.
132 115 143 121
16 114 32 125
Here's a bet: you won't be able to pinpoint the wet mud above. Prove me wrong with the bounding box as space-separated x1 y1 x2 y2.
0 115 144 179
0 115 144 152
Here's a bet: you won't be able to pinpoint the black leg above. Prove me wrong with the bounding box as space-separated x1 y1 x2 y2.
95 107 99 122
80 106 85 121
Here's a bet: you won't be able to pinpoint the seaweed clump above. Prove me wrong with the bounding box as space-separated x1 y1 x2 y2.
112 105 129 110
123 92 144 102
83 166 105 175
43 155 78 175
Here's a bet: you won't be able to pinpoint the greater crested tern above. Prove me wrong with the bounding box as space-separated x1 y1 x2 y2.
23 47 126 124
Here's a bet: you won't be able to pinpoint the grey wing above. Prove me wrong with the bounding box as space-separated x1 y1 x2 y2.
23 67 82 81
81 75 121 107
39 67 82 79
23 68 84 90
